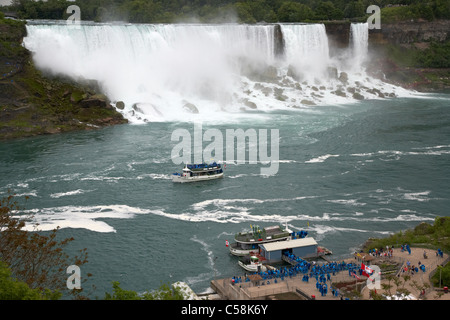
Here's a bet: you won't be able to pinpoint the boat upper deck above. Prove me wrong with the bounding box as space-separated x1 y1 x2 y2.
185 163 222 172
234 225 291 244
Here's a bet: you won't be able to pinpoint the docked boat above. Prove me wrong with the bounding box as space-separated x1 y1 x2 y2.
229 224 308 256
238 255 267 272
172 162 224 183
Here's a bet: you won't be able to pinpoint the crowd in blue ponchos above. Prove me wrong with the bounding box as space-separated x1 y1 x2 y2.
234 252 359 298
401 244 412 254
291 230 308 239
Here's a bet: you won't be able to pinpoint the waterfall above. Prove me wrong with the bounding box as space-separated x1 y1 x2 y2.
279 24 330 80
350 22 369 69
23 21 406 122
24 22 281 122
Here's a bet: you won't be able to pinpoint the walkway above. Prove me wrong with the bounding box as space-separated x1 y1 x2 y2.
360 247 449 300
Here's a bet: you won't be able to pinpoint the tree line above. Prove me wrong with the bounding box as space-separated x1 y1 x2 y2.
2 0 449 23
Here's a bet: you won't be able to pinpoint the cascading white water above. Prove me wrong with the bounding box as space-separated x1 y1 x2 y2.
350 22 369 70
24 22 281 122
279 24 330 80
23 21 410 122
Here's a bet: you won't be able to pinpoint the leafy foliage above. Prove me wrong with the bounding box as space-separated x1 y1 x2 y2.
416 41 450 68
431 263 450 288
0 193 90 299
363 217 450 252
0 259 61 299
2 0 449 24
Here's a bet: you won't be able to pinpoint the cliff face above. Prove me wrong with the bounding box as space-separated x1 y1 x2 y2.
0 18 127 141
325 22 350 47
324 20 449 92
322 19 450 48
367 19 450 92
324 22 350 58
369 19 450 46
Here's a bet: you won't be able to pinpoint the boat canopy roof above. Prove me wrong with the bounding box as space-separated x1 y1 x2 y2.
234 225 291 243
184 162 221 171
260 238 318 252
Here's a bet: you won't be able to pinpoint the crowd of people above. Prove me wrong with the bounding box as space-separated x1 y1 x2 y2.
367 246 395 258
231 252 361 298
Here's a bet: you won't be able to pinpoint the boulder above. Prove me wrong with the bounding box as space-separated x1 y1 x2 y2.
352 92 365 100
339 72 349 83
244 100 257 109
301 99 316 106
273 87 288 101
332 89 347 97
116 101 125 110
80 97 107 108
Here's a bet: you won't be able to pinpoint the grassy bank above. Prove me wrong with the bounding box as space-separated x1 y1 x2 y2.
363 217 450 288
363 217 450 253
368 40 450 92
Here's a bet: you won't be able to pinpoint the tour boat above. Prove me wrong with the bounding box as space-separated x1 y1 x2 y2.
238 255 267 272
172 162 224 183
229 224 308 256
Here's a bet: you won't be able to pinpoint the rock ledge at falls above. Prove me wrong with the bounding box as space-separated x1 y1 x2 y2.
0 18 127 141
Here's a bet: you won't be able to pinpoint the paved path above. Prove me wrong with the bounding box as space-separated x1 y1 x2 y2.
360 247 449 300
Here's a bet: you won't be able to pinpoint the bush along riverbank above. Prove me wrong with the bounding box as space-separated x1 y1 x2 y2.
0 15 127 141
363 216 450 253
362 216 450 290
359 217 450 299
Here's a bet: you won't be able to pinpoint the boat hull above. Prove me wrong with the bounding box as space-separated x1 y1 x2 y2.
172 172 224 183
230 247 259 257
238 261 267 272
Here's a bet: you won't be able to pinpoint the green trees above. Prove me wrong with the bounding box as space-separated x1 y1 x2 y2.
343 0 366 19
0 193 192 300
364 217 450 252
4 0 448 23
122 0 162 23
0 193 89 299
277 2 314 22
315 1 344 20
0 260 61 300
432 264 450 288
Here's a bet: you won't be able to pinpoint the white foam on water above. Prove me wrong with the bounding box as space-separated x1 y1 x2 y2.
305 154 340 163
13 200 436 234
17 205 153 233
403 191 432 202
136 173 171 180
351 146 450 159
13 191 38 197
326 199 366 206
50 189 94 198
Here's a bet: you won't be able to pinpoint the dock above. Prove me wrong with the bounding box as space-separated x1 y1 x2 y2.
210 271 355 300
210 256 361 300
